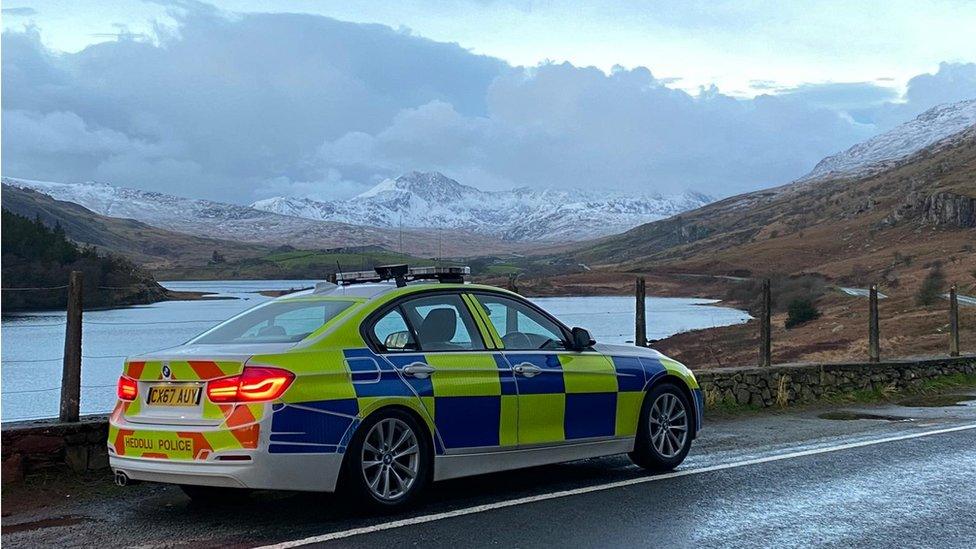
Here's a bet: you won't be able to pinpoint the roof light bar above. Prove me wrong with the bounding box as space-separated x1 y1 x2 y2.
334 265 470 287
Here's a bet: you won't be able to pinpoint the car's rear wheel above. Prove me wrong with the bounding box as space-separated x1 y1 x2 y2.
629 382 693 471
342 408 431 509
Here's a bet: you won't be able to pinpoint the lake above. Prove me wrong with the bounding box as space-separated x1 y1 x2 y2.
0 280 750 422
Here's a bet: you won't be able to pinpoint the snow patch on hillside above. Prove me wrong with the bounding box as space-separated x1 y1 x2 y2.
251 171 713 241
801 99 976 182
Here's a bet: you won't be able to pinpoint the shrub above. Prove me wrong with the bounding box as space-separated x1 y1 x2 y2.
725 273 827 316
785 298 820 328
916 263 946 306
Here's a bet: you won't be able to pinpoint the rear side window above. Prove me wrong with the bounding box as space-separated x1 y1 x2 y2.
191 300 355 344
371 293 485 352
372 308 417 352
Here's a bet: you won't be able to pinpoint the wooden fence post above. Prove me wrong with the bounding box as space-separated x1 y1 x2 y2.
759 278 771 367
60 271 84 423
949 284 960 357
869 284 880 363
635 277 647 347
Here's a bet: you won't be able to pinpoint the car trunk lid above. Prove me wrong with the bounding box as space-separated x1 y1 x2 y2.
118 343 294 426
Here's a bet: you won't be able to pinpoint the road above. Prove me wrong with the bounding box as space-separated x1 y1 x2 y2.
3 391 976 548
948 293 976 307
838 287 889 299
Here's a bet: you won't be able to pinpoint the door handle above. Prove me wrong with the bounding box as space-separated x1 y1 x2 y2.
513 363 543 378
402 363 436 379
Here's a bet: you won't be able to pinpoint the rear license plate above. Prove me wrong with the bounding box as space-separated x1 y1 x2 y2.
146 385 202 407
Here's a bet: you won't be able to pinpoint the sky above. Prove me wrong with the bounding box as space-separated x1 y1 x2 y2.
2 0 976 203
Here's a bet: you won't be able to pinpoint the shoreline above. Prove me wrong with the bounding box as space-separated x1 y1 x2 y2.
0 289 237 315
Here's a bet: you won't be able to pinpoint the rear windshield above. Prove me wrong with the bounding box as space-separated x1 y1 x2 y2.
190 299 356 344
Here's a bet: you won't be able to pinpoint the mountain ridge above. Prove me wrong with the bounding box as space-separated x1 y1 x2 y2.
1 177 528 257
251 171 713 242
799 99 976 182
0 184 271 268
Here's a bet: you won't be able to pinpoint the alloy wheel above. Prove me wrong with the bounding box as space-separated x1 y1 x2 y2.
360 417 420 501
649 392 688 458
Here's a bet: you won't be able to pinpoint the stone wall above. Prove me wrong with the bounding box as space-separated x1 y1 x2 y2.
1 415 108 483
695 355 976 409
1 355 974 482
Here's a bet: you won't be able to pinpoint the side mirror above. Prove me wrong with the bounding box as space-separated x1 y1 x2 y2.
570 327 595 351
384 330 416 351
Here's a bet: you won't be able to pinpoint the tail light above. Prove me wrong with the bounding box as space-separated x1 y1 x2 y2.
117 376 138 401
207 366 295 403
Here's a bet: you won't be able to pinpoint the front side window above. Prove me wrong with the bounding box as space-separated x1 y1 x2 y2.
395 294 485 352
473 294 566 351
191 299 355 344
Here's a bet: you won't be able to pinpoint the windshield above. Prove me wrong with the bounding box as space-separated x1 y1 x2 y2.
190 299 356 344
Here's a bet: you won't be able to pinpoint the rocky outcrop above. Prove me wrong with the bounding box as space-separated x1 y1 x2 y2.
887 190 976 228
917 191 976 227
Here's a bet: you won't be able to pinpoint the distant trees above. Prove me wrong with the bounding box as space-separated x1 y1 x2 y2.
2 209 165 310
1 213 89 264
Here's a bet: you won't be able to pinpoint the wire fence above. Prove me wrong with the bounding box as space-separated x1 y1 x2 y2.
0 281 229 422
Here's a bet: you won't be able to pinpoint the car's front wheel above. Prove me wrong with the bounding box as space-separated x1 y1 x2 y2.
342 409 431 509
629 382 693 471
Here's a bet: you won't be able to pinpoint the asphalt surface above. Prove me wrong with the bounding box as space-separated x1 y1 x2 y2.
4 391 976 548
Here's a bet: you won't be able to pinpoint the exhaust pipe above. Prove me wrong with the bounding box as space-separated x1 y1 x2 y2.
114 471 138 487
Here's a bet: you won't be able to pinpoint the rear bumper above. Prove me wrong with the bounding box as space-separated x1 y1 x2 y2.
109 452 344 492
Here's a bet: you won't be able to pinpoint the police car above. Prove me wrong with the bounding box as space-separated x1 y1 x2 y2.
109 265 703 507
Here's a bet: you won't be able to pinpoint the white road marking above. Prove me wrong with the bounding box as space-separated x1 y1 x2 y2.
259 423 976 548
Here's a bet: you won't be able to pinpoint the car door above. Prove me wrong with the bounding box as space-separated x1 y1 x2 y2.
468 292 619 447
368 292 516 452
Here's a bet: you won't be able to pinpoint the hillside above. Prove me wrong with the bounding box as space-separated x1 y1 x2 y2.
556 117 976 366
1 209 169 311
1 185 269 268
155 246 437 280
568 125 975 277
252 171 711 241
2 177 532 256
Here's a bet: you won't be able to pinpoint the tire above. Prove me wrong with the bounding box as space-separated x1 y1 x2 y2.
629 382 693 471
179 484 251 504
342 408 431 509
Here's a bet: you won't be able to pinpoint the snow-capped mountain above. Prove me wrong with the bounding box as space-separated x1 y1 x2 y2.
800 99 976 182
252 172 713 241
0 177 514 256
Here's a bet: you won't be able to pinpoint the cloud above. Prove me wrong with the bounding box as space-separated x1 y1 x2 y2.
775 82 900 110
318 63 877 194
256 169 368 201
872 62 976 128
2 4 974 203
2 7 37 16
3 110 167 156
2 6 504 199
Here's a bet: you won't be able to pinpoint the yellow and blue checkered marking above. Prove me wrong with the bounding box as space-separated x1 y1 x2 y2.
267 347 697 456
